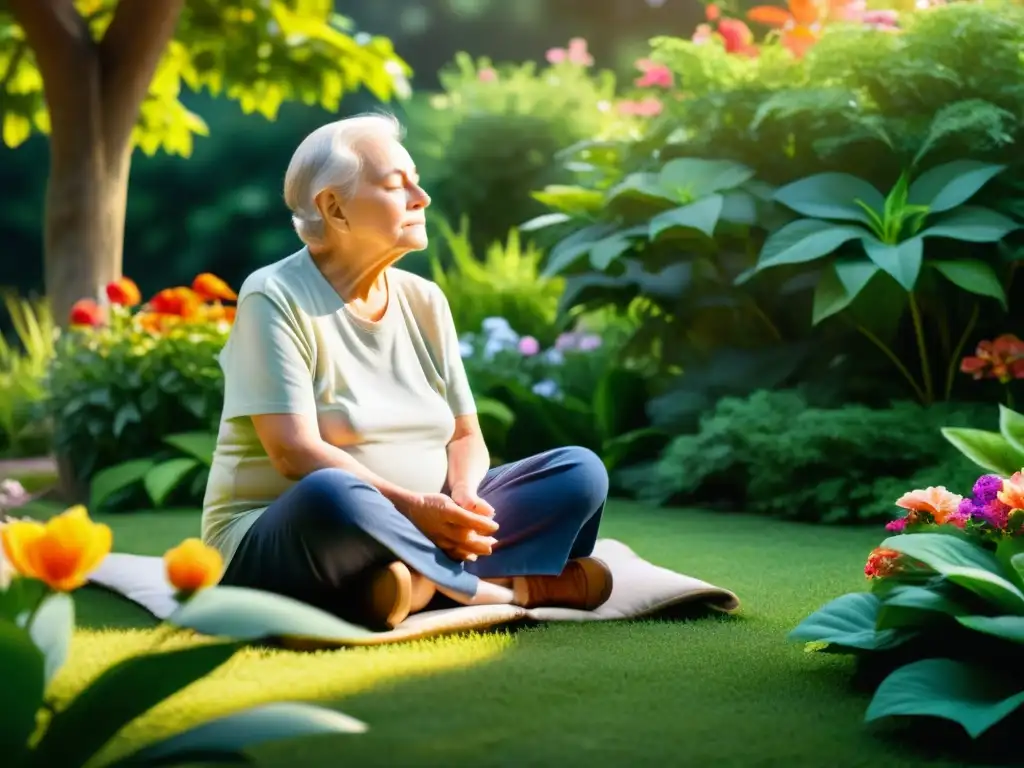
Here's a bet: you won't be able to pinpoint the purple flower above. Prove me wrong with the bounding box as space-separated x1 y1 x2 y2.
972 474 1004 504
885 517 907 532
577 333 602 352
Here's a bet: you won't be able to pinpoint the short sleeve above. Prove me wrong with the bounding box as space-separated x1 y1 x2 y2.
437 290 476 417
220 293 317 420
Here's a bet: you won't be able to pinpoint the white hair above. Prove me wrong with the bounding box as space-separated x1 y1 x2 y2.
283 111 405 247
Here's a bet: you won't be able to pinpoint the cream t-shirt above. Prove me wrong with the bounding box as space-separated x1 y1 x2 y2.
201 247 476 565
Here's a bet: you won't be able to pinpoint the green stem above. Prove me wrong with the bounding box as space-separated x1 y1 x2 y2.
746 298 782 341
854 323 927 403
908 292 934 404
944 302 979 401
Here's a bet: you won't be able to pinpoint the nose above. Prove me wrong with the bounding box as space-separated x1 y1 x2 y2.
409 182 430 210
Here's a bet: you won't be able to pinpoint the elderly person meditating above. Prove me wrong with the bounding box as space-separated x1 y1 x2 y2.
201 112 612 631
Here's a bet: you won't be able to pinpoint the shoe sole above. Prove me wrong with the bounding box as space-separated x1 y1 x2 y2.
368 561 413 630
576 556 614 610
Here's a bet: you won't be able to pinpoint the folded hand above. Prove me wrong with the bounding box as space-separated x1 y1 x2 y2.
403 492 499 562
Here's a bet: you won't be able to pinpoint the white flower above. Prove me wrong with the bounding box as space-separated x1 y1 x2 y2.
532 379 561 399
0 479 28 510
542 348 565 366
459 337 475 359
482 316 518 343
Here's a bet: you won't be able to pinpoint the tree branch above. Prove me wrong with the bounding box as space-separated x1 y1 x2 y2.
99 0 185 154
7 0 98 130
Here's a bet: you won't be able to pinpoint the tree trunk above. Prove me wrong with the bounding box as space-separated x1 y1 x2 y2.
10 0 184 324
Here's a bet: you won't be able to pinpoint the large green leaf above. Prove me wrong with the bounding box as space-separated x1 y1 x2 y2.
753 219 867 272
658 158 754 199
999 405 1024 457
940 427 1024 476
106 702 366 767
90 459 156 510
28 592 74 685
881 533 1024 614
0 621 45 760
531 185 605 216
908 160 1006 214
604 172 674 206
649 195 723 239
861 236 923 291
32 641 243 767
162 432 218 467
921 206 1019 243
789 592 913 651
588 235 634 270
774 173 886 226
719 190 758 225
144 458 201 507
542 224 616 277
929 260 1006 307
812 259 880 324
519 212 573 232
876 584 969 630
957 615 1024 644
865 658 1024 737
168 585 374 642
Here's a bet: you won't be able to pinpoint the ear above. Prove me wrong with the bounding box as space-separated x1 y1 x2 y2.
314 189 349 232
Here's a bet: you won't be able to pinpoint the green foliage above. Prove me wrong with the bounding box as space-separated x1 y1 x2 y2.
792 527 1024 739
630 389 991 523
89 431 217 512
747 161 1017 313
402 47 622 249
941 403 1024 476
646 1 1024 183
429 216 564 345
0 0 409 156
0 290 54 458
45 317 228 485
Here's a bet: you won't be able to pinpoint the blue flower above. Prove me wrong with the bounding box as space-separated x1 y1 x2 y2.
532 379 561 399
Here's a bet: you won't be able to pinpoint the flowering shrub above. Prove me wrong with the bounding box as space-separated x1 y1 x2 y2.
790 407 1024 739
458 316 660 473
0 505 368 767
47 275 237 493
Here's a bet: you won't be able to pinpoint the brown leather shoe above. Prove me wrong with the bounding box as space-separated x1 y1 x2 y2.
512 557 613 610
365 561 413 630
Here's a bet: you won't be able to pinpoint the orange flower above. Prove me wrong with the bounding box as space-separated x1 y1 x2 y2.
705 3 721 21
148 287 202 318
747 0 822 57
894 486 964 525
198 302 237 324
164 538 223 593
192 273 238 303
1 505 112 591
960 334 1024 384
105 277 142 307
864 546 901 579
69 298 105 328
998 472 1024 511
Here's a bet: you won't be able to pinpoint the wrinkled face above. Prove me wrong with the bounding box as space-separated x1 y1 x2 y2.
325 135 430 260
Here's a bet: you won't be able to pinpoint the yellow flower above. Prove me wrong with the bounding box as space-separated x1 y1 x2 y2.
0 506 112 591
164 538 223 593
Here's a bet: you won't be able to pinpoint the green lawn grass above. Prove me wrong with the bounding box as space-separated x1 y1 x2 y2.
12 499 1011 767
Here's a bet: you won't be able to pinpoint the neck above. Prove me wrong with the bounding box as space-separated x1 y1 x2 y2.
308 243 394 302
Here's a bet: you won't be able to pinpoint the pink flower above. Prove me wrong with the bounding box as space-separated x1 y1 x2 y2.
635 59 673 88
692 23 715 44
862 9 899 28
546 37 593 66
478 67 498 82
518 336 540 356
885 517 908 532
618 97 663 117
895 486 964 526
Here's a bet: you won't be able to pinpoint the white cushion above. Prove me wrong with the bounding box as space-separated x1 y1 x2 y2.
88 538 739 645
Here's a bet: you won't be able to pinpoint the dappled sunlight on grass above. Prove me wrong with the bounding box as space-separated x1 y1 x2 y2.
52 627 515 765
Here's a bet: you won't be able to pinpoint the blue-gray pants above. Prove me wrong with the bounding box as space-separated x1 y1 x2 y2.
220 446 609 620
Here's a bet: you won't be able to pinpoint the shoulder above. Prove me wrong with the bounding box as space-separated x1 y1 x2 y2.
389 268 449 315
237 248 310 308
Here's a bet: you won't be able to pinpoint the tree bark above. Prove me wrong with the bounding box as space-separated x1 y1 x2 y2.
9 0 185 324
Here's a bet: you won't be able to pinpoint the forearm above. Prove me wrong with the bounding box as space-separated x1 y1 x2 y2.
279 440 420 514
446 432 491 494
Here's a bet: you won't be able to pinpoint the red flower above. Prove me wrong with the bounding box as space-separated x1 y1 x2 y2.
105 277 142 307
864 547 901 579
69 299 105 328
960 334 1024 384
717 19 760 56
148 287 202 318
191 273 238 303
